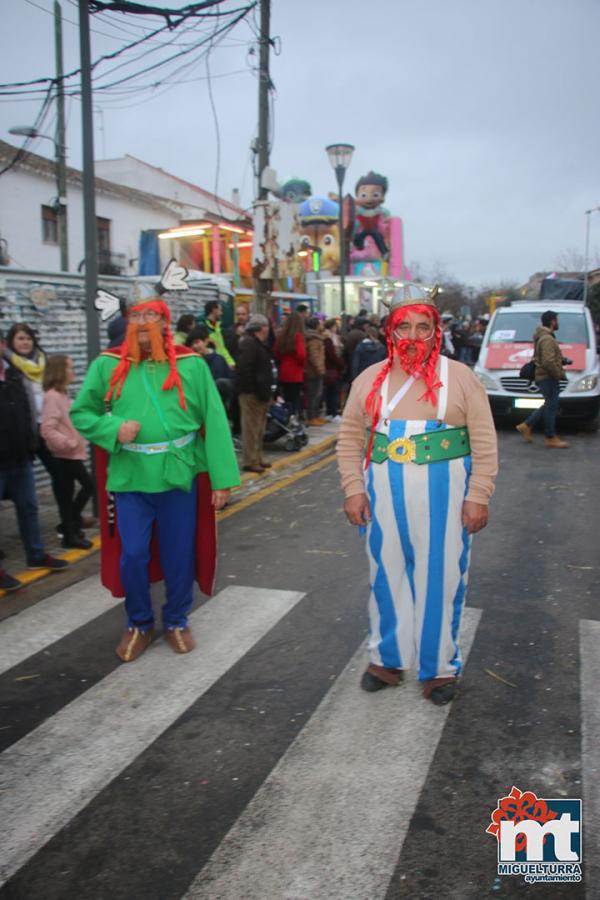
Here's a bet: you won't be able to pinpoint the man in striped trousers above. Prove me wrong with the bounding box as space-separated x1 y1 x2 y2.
337 284 498 704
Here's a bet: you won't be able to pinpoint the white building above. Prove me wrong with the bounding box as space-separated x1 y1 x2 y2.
95 154 243 221
0 141 246 275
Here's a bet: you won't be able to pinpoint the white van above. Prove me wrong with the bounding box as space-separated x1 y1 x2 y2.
473 301 600 430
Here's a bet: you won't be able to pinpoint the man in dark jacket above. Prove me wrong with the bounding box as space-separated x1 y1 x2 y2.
223 302 250 363
0 330 68 590
235 315 275 473
351 326 388 381
516 310 569 448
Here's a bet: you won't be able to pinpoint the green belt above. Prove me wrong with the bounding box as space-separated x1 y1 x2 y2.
366 426 471 465
122 431 196 455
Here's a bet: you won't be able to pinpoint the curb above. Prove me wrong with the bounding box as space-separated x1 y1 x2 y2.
235 433 337 491
0 535 102 599
0 433 338 599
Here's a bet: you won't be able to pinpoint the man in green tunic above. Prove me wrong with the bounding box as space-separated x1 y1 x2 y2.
71 298 240 662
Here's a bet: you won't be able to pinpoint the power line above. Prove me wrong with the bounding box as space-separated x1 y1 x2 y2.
0 85 54 176
0 2 256 94
26 0 164 43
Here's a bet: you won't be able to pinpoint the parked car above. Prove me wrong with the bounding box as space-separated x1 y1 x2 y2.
473 300 600 430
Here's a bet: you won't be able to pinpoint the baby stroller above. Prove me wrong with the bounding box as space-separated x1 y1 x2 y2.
264 398 309 452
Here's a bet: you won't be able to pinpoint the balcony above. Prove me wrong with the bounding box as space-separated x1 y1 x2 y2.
98 251 128 276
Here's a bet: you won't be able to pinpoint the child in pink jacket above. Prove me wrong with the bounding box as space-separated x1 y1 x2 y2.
41 355 95 549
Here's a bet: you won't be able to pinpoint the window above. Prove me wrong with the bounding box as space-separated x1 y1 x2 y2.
96 216 111 259
489 311 589 346
41 205 58 244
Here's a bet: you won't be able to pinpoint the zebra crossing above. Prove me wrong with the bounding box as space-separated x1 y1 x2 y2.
0 572 597 899
0 569 480 900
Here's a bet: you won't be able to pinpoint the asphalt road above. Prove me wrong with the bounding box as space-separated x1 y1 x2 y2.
0 423 597 900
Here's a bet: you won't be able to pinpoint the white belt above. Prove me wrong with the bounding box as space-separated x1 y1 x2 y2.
122 431 196 455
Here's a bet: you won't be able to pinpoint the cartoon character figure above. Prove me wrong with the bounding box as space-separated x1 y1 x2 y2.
299 196 340 273
281 178 312 204
353 171 390 258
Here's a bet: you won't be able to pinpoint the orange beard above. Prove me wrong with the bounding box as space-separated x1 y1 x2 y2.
126 322 167 363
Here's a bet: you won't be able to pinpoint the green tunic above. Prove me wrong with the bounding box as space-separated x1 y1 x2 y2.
71 352 240 494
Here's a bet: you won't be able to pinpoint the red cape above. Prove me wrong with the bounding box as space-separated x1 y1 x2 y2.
94 447 217 599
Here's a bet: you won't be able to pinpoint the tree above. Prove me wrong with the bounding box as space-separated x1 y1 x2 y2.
588 281 600 325
554 247 600 272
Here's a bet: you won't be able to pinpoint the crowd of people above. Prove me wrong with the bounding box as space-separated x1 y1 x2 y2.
0 298 489 595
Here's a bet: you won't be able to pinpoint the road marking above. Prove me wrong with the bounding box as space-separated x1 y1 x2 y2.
581 618 600 899
0 586 304 887
218 453 336 521
185 607 482 900
0 574 121 677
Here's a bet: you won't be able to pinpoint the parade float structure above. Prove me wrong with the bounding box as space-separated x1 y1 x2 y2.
292 170 411 317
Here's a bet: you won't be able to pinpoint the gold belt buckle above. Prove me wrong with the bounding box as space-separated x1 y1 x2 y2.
387 436 416 464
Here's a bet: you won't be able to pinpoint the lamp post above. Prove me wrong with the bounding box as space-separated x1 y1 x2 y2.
9 125 69 271
326 143 355 318
583 205 600 306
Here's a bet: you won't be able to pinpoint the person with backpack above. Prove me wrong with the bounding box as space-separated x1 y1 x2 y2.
516 310 569 448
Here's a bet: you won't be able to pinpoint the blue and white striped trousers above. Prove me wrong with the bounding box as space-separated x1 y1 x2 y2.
364 418 472 681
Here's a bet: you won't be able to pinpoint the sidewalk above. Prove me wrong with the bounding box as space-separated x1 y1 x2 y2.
0 421 339 596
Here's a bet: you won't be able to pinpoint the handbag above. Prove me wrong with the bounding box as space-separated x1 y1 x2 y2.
519 359 536 382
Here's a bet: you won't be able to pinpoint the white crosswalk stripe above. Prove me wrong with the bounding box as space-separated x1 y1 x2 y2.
0 575 121 676
184 608 482 900
580 619 600 900
0 585 304 887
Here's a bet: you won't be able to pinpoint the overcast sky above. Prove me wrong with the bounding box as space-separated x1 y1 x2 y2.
2 0 599 287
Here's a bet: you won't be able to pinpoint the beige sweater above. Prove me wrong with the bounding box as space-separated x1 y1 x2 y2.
337 357 498 505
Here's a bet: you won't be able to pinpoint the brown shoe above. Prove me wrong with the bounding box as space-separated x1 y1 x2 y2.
243 464 266 474
515 422 534 443
116 627 154 663
258 460 273 468
544 435 569 449
165 626 196 654
307 418 325 426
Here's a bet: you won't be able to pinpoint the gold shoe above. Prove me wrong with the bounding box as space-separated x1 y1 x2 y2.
116 627 154 663
165 626 196 654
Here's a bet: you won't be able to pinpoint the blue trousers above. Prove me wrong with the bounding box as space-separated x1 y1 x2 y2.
525 378 560 437
0 463 45 565
115 481 197 630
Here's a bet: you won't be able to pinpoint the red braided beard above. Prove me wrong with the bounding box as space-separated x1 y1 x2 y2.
393 337 431 375
363 303 443 468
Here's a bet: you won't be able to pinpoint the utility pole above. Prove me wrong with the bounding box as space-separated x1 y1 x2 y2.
583 206 600 306
54 1 69 272
78 0 100 362
257 0 270 202
254 0 271 314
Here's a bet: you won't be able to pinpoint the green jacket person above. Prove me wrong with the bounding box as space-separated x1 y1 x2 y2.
71 297 240 663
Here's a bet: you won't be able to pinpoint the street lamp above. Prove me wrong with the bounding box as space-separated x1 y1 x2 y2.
326 142 355 317
9 124 69 271
583 205 600 306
